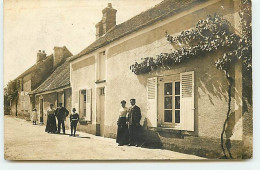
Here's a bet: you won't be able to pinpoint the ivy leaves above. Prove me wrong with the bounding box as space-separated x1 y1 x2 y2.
130 1 251 75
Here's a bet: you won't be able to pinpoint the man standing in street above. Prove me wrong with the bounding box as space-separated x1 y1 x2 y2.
128 99 142 147
55 103 69 134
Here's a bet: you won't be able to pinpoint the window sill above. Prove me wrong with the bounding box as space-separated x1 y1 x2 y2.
148 126 184 139
148 126 195 138
153 126 181 132
95 80 106 84
159 124 181 130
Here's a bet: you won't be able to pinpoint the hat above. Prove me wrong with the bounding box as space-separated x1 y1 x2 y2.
72 108 76 111
121 100 126 104
130 98 136 102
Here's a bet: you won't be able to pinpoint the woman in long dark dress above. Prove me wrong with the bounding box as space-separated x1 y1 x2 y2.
45 103 57 133
116 100 129 146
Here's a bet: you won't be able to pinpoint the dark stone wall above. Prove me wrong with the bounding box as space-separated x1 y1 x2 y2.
53 46 73 69
31 55 54 90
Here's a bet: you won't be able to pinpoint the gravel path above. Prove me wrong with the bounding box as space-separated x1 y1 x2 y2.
4 116 205 160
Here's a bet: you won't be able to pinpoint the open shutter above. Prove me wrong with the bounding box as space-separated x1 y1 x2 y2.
86 89 92 121
147 77 157 127
180 71 194 131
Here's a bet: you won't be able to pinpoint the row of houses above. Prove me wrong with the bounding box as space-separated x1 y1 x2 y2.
9 0 252 159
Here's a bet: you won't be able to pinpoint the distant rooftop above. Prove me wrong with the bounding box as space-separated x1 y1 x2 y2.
30 60 70 94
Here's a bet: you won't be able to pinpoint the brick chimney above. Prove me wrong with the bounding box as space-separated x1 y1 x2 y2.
53 46 73 68
95 3 117 39
36 50 47 63
95 21 103 39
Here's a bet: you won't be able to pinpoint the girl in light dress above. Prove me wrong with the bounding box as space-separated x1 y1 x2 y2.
32 108 38 125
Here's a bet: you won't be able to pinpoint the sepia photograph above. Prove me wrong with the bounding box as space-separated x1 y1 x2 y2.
3 0 252 161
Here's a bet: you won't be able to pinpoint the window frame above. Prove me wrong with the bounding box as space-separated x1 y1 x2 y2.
162 80 181 128
174 81 181 127
79 89 87 117
97 51 106 81
158 74 182 130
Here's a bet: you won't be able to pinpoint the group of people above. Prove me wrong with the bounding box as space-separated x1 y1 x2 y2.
32 103 80 137
31 98 142 145
116 99 142 147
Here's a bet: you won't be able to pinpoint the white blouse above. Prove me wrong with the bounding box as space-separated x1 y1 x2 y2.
47 108 56 115
119 107 128 117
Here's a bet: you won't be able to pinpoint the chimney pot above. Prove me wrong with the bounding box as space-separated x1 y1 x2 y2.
37 49 46 63
95 3 117 39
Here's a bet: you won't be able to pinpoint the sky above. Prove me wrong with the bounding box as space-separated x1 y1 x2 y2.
4 0 163 86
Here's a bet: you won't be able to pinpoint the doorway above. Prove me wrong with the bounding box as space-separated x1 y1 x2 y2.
39 98 44 124
97 87 105 136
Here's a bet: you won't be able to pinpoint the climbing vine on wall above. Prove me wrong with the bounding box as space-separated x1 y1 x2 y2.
130 0 252 76
130 0 251 159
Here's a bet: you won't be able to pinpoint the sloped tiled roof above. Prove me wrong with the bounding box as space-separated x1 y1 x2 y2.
69 0 203 62
31 60 70 94
16 54 53 79
16 65 36 79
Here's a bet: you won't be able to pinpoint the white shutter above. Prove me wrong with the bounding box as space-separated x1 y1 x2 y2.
147 77 157 127
74 91 79 112
180 71 194 131
86 89 92 121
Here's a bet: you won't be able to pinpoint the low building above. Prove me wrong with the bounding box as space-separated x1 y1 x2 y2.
10 46 72 121
30 50 72 126
69 0 252 158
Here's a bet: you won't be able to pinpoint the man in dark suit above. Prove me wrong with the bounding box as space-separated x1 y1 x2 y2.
55 103 69 134
128 99 142 147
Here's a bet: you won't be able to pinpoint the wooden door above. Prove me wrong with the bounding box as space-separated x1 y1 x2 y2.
99 87 105 136
40 99 43 123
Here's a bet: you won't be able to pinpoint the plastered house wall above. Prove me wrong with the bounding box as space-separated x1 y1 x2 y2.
70 0 251 158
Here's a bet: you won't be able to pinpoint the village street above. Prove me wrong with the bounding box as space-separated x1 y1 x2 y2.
4 116 204 160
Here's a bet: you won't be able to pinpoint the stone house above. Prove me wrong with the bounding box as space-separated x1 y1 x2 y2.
30 59 72 126
28 47 73 125
11 46 72 120
69 0 252 158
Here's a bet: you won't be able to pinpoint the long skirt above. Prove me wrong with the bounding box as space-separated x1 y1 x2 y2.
116 117 129 145
45 114 57 133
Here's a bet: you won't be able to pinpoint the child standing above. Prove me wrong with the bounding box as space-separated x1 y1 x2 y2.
70 108 79 137
32 108 38 125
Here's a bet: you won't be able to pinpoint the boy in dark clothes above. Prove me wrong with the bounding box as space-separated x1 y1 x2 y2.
70 108 79 137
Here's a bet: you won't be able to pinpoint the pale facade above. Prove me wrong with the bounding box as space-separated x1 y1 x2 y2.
70 0 252 158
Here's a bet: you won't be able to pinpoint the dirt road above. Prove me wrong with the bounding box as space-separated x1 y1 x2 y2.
4 116 204 160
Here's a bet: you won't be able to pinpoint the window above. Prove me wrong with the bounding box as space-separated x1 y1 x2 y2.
100 87 105 96
57 92 64 107
163 82 180 124
174 82 180 124
98 51 106 81
164 83 173 122
86 89 92 121
79 89 92 121
83 93 87 117
84 94 87 102
80 90 86 117
151 71 194 131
